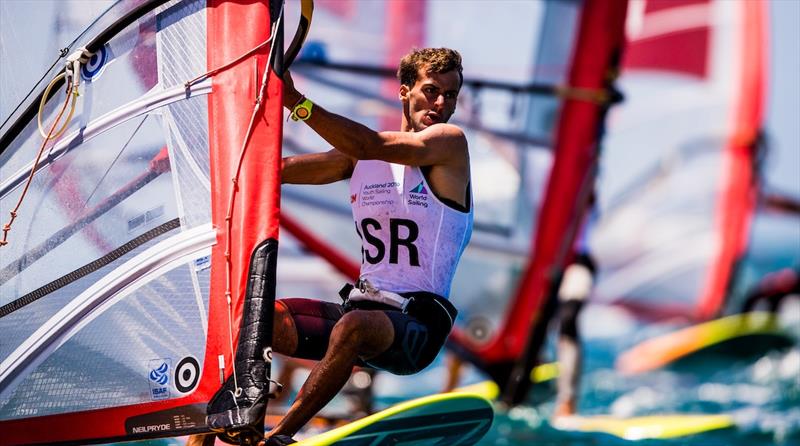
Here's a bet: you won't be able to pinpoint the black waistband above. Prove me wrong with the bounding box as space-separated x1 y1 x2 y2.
339 283 458 329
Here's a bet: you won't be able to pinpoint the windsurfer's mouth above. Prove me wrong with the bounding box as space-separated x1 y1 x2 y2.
424 113 442 125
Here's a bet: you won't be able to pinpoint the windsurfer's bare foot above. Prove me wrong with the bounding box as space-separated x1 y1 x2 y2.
186 433 216 446
552 399 577 419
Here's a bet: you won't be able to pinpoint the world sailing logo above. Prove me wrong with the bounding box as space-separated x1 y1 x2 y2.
408 182 428 208
410 182 428 195
148 359 172 400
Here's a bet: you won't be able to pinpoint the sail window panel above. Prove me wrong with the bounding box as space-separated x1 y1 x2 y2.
46 8 162 152
0 0 207 178
0 114 178 301
0 230 174 383
450 249 527 346
162 95 211 230
155 0 207 90
594 60 736 317
156 0 209 231
0 0 114 129
0 261 210 420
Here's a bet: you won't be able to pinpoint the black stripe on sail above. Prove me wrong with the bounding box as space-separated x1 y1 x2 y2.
0 218 180 318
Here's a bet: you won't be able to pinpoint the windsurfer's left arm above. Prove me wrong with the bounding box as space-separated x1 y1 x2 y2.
283 72 467 168
281 149 356 184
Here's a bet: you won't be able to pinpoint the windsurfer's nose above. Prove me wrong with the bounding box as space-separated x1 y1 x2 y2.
433 94 445 109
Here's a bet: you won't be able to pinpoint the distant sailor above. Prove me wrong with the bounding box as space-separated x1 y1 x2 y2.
740 265 800 315
190 47 472 446
553 197 597 419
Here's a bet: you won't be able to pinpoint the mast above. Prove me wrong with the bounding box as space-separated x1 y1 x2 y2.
498 0 629 404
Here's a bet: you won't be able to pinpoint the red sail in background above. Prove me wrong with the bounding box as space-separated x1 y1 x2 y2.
591 0 767 321
448 0 628 364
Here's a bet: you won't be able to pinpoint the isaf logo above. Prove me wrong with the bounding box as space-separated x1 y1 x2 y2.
148 359 171 400
149 363 169 385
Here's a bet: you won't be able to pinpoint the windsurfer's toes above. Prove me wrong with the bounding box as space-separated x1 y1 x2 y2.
264 434 297 446
552 399 577 419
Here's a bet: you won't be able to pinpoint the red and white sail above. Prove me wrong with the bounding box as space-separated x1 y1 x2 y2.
592 0 767 321
0 0 286 443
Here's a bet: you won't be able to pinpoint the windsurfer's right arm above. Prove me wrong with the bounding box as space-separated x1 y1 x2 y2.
281 149 356 184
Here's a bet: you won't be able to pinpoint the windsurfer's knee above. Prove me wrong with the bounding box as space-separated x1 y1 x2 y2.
272 300 299 356
330 311 391 356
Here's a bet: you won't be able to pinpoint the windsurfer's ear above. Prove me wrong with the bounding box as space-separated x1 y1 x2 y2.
399 84 410 102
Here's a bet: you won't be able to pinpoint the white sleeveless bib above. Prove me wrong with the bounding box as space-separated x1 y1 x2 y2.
349 160 472 298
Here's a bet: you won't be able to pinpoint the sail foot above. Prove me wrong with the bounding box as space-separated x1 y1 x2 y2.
207 239 280 444
206 363 269 445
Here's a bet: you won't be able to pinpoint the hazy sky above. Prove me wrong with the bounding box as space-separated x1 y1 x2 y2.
765 0 800 197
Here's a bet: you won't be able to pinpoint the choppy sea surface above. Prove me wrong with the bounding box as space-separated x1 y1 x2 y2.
112 301 800 446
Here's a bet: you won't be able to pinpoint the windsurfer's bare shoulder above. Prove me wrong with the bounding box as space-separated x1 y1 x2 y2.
417 123 469 165
416 123 470 206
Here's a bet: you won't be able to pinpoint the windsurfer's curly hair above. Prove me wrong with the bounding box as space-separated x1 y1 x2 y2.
397 47 463 88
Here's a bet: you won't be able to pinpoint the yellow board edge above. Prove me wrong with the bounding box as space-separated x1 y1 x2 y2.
295 391 492 446
552 414 735 440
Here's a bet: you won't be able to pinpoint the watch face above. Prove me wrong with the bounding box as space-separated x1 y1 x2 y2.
296 107 310 119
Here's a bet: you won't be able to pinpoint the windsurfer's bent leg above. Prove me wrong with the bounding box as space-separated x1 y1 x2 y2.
554 300 583 417
272 300 300 356
267 310 394 438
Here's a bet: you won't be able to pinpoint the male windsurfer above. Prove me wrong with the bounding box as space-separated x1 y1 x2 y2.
189 47 472 446
266 46 471 445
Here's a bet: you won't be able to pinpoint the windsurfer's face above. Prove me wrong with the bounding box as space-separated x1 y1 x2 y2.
401 68 460 131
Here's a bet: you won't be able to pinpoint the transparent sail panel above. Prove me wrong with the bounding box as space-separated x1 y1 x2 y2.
0 0 114 129
0 0 212 420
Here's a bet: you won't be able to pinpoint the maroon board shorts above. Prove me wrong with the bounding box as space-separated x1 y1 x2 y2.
276 293 454 375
